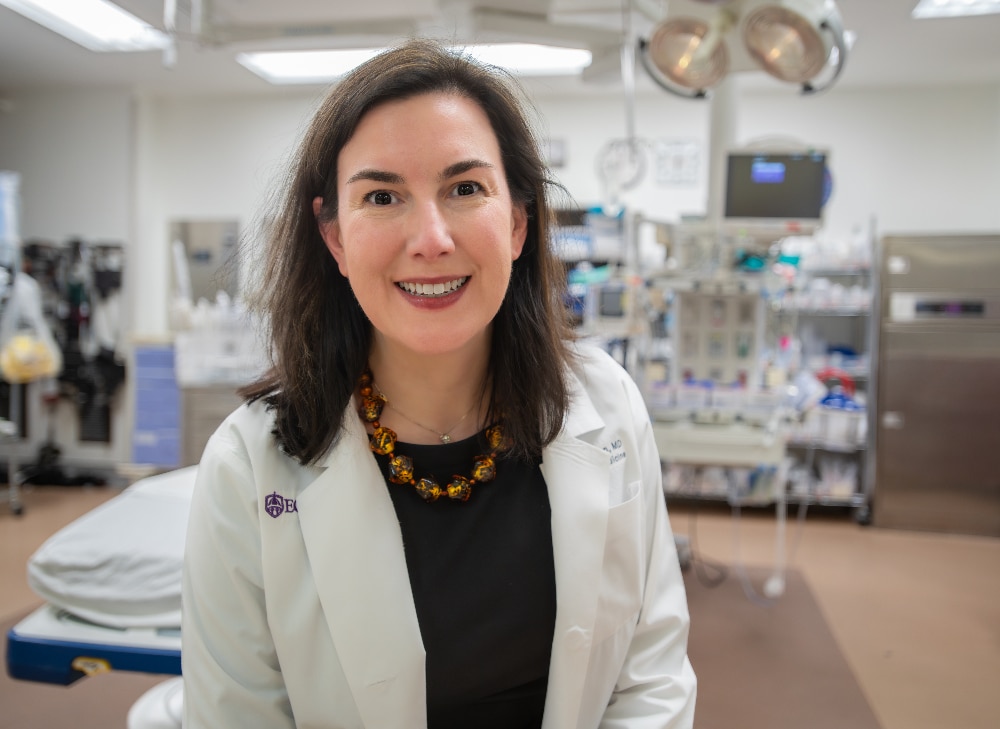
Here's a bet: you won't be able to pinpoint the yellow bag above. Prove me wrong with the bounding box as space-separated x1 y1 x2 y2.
0 273 62 384
0 332 58 382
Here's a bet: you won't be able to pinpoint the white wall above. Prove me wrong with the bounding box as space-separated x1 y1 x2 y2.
532 90 710 218
0 89 132 241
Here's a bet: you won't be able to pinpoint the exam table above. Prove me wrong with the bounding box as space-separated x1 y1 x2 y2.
5 466 196 727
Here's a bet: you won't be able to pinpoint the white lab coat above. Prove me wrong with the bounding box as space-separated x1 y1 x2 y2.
182 344 697 728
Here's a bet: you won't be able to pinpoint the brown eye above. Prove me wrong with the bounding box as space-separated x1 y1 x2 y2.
371 191 393 205
454 182 480 196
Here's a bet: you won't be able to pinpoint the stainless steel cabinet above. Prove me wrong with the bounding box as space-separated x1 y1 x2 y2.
874 234 1000 536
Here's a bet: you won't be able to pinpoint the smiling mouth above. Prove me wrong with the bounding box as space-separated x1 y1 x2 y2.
397 277 469 298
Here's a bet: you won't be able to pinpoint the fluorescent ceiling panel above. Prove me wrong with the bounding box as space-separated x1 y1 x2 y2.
912 0 1000 18
236 49 385 85
238 44 594 85
462 43 593 76
0 0 170 51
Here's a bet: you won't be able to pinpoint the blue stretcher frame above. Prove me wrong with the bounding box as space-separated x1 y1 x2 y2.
5 604 181 685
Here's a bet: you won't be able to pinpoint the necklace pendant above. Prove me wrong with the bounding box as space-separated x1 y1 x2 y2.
440 434 452 444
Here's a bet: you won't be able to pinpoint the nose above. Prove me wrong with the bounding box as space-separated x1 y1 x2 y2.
406 200 455 259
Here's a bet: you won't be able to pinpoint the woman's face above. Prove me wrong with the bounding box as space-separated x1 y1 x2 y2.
315 92 527 359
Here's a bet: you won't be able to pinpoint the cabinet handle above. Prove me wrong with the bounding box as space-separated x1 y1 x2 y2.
881 412 905 429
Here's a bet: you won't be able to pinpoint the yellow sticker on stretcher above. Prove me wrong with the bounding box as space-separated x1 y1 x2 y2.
72 656 112 676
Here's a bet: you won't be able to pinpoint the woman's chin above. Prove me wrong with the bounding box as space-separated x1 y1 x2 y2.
376 325 492 360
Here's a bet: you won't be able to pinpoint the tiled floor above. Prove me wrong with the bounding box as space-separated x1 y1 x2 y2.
2 485 999 729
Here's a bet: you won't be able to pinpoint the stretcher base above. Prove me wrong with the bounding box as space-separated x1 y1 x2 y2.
5 604 181 685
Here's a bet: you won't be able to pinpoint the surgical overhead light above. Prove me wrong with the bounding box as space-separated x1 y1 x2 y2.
742 0 846 86
644 16 731 95
638 0 848 99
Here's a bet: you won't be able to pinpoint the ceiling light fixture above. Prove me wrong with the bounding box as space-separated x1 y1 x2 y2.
0 0 170 52
238 43 594 85
461 43 593 76
236 49 385 86
912 0 1000 18
638 0 848 99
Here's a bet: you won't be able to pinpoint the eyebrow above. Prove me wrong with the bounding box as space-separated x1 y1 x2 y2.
344 159 496 186
439 159 495 180
345 168 404 185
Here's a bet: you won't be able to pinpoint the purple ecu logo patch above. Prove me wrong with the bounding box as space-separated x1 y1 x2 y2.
264 491 297 519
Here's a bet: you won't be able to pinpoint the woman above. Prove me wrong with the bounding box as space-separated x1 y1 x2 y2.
182 38 696 728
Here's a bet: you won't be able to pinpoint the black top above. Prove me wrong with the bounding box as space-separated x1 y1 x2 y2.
377 430 557 729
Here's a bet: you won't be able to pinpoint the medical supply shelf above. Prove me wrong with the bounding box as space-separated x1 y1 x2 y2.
653 420 785 467
781 260 877 521
638 250 877 518
643 268 795 510
654 418 790 506
652 414 869 510
567 211 878 518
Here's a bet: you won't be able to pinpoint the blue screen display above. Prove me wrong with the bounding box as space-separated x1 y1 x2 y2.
750 161 786 184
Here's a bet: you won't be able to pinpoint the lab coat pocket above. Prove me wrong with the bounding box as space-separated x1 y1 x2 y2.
593 482 644 643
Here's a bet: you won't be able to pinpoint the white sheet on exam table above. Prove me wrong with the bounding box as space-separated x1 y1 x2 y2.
27 466 197 630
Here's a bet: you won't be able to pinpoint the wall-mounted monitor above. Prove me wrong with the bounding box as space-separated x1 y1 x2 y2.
723 150 829 229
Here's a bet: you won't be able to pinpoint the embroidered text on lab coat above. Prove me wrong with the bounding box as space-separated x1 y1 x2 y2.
603 439 627 465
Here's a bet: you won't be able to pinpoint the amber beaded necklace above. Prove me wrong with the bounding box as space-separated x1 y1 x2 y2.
358 368 508 503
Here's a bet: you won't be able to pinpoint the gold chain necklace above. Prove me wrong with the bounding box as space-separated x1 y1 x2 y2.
371 381 477 444
359 368 508 503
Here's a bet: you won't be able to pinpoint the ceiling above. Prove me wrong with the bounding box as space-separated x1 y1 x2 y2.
1 0 999 98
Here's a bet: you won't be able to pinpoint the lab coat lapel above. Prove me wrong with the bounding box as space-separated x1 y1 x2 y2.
297 409 426 729
540 378 611 729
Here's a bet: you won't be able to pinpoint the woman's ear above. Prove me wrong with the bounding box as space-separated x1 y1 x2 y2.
313 197 349 277
510 203 528 261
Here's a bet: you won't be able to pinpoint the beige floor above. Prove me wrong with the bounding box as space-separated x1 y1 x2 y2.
671 501 1000 729
2 485 999 729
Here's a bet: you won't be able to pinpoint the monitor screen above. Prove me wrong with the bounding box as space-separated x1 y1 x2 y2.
724 151 828 221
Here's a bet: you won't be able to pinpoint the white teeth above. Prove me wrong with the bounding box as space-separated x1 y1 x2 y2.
398 277 468 297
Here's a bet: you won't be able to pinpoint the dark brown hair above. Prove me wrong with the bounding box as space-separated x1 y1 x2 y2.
240 38 575 464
